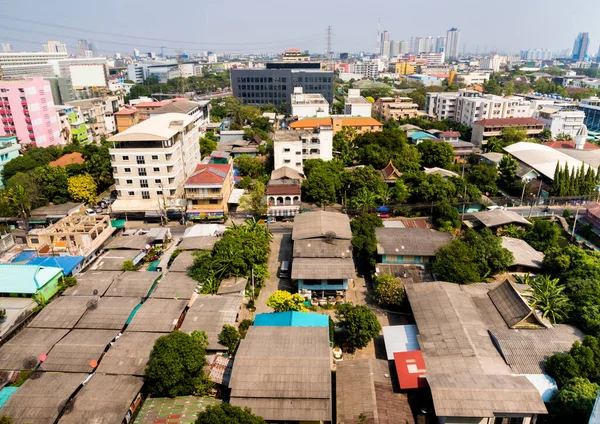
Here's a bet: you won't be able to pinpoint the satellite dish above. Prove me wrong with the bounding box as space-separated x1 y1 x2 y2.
86 299 98 310
93 289 99 296
22 356 37 370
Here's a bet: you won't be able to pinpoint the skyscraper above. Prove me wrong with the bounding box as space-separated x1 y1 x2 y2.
399 41 410 54
572 32 590 61
381 40 391 58
380 31 390 56
390 40 400 57
1 43 11 52
43 40 67 54
445 28 460 61
77 40 89 56
435 36 446 53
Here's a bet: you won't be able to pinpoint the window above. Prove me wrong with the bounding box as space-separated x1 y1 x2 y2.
295 151 301 155
140 179 148 188
284 159 290 164
136 155 145 164
124 167 131 173
126 179 133 185
122 155 129 161
112 167 117 174
283 148 290 152
30 237 39 244
153 167 160 172
138 168 147 176
151 155 158 160
128 191 134 196
154 179 161 184
209 199 219 204
142 191 150 199
157 190 163 195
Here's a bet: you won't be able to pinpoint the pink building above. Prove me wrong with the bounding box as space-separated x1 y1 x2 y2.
0 77 64 147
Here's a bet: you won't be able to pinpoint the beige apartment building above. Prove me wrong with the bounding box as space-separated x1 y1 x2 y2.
108 112 201 214
374 97 419 120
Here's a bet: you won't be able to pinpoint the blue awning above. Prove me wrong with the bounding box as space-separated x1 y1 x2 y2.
377 206 390 213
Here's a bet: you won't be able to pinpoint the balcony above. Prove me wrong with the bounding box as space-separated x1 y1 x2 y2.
27 125 33 131
1 118 13 124
21 100 27 106
0 109 10 114
25 117 31 123
185 190 224 200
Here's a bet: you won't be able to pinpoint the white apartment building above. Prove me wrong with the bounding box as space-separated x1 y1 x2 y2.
273 127 333 174
454 72 491 86
417 52 445 66
480 54 502 72
534 106 586 139
0 51 68 67
344 89 372 117
109 113 201 209
354 61 380 79
425 92 460 120
456 93 531 126
291 87 330 118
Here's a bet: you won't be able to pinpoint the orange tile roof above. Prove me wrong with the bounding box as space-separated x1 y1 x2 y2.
115 107 138 115
134 101 171 109
49 152 85 167
338 117 383 127
289 118 332 129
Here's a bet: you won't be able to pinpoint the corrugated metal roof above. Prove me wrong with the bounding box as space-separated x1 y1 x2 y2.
382 325 420 360
0 328 69 371
376 227 452 257
0 264 63 294
291 257 355 280
394 350 427 389
29 296 99 329
96 331 164 376
126 298 187 333
150 273 197 300
27 256 84 276
292 211 352 240
254 311 329 327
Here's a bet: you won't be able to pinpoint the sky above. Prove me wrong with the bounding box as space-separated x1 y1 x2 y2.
0 0 598 56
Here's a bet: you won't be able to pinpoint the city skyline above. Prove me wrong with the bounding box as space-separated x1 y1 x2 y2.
0 0 598 56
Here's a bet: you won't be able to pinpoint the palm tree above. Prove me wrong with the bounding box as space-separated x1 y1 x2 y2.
377 185 392 206
512 273 532 286
525 275 569 324
352 188 378 213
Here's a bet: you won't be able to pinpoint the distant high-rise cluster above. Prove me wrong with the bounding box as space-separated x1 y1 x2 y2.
520 49 553 61
445 28 460 61
378 30 448 59
43 39 67 54
77 40 97 57
572 32 589 61
0 43 11 53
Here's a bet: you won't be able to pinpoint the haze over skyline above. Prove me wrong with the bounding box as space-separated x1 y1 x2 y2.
0 0 598 55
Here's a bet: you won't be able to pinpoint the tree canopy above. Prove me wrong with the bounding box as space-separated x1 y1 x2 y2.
350 214 383 272
266 290 309 312
335 303 382 352
196 403 266 424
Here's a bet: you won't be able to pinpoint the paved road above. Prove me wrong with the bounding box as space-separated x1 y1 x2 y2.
254 229 293 314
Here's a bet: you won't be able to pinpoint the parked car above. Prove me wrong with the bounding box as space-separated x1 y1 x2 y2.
86 209 97 217
94 206 103 213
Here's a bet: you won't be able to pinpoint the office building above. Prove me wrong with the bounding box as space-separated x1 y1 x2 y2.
381 40 391 58
0 77 63 147
435 36 446 53
273 126 333 174
579 97 600 132
232 63 333 108
445 28 460 61
290 87 329 118
77 40 91 57
399 41 410 54
572 32 590 61
43 40 68 54
0 51 68 67
108 113 201 213
1 43 11 53
0 136 20 188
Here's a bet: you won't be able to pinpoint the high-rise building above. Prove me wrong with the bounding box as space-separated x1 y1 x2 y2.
399 41 410 54
380 31 390 56
435 37 446 53
390 41 400 57
445 28 460 61
0 77 64 147
0 43 11 53
572 32 590 61
381 40 391 58
520 49 553 61
43 40 68 54
77 40 89 56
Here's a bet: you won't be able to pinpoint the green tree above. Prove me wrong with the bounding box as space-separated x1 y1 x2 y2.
501 126 528 145
351 188 378 212
539 128 553 140
556 132 574 141
234 155 265 179
219 324 241 354
67 174 97 204
196 403 266 424
483 78 502 95
0 415 13 424
432 202 460 230
351 214 383 272
199 136 217 158
433 239 481 283
121 260 137 271
417 139 454 168
524 219 560 252
503 80 515 96
525 275 569 324
498 155 518 189
240 181 267 218
238 319 253 338
266 290 309 312
391 179 410 203
500 223 525 239
144 331 212 397
468 164 498 196
372 273 405 307
335 303 382 352
302 161 341 207
549 377 599 423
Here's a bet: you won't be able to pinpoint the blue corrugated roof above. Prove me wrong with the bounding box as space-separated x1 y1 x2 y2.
27 256 84 276
409 131 437 140
254 311 329 327
0 386 18 408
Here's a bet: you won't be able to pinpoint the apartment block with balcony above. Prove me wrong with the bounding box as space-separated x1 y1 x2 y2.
184 163 234 221
471 118 545 146
0 135 20 188
425 92 460 120
273 126 333 174
0 77 63 146
108 113 201 215
56 105 88 143
374 97 419 120
67 95 123 141
534 106 586 139
455 91 532 127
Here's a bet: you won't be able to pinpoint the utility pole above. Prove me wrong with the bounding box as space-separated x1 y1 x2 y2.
572 206 581 240
528 179 543 218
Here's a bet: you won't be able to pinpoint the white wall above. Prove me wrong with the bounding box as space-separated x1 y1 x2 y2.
274 139 303 174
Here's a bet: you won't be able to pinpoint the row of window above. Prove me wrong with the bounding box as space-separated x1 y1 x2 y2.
237 77 287 83
114 167 174 175
238 92 287 99
111 154 164 163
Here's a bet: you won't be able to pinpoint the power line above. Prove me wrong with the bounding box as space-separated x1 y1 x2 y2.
0 14 321 47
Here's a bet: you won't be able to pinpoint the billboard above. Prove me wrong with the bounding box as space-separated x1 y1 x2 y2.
69 64 106 88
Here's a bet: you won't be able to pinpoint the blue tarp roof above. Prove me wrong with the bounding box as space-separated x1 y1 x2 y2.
0 386 18 408
408 131 437 140
27 256 84 276
254 311 329 327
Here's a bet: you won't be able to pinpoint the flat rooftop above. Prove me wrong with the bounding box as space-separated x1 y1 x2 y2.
345 96 370 105
292 93 328 105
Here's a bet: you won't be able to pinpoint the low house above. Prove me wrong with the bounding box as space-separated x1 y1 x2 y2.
184 163 234 221
375 227 452 265
217 137 262 158
336 359 414 424
423 167 460 179
501 237 544 273
374 96 419 120
0 264 64 299
471 118 545 146
292 211 355 300
443 140 477 163
29 202 85 224
267 166 303 218
26 255 85 277
407 131 438 144
229 326 332 423
583 202 600 232
468 209 532 230
439 131 461 142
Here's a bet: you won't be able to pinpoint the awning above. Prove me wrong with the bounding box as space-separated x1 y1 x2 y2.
228 189 245 204
267 208 300 217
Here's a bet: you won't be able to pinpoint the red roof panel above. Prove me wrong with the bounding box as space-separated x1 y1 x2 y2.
542 141 599 150
185 164 231 185
393 350 427 389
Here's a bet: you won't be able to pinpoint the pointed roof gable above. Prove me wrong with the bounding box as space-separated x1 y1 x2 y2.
184 164 231 186
380 160 401 181
488 280 548 329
